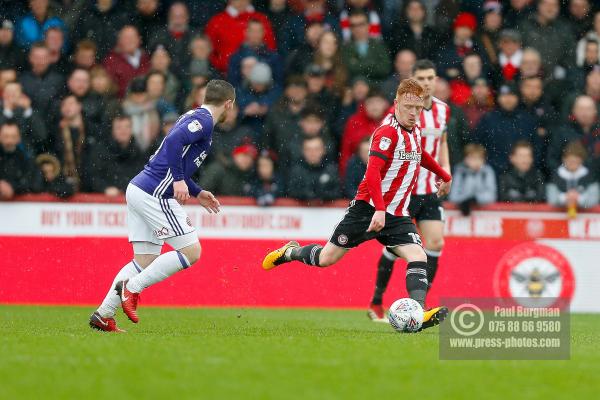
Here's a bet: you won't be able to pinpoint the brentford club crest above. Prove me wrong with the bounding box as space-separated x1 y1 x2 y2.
493 243 575 308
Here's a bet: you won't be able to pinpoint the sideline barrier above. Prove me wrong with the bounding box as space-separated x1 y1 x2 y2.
1 196 599 311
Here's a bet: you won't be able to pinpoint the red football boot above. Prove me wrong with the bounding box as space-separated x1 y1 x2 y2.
89 312 125 332
115 280 140 323
367 303 388 323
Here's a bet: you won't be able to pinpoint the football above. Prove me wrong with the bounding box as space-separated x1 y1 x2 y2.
388 298 424 333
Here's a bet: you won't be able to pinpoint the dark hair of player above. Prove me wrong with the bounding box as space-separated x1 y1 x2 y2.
510 140 533 155
396 78 425 100
412 59 436 74
463 143 487 158
203 80 236 106
563 141 587 160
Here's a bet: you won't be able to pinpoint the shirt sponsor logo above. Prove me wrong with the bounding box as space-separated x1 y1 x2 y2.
188 120 202 132
397 150 421 161
194 151 208 167
379 137 392 151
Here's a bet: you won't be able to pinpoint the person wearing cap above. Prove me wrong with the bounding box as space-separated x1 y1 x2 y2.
435 12 486 80
0 19 25 70
15 0 66 50
517 0 576 74
474 82 541 173
341 9 391 85
478 0 503 66
228 18 282 89
236 61 281 133
497 29 523 83
199 143 257 196
304 63 339 127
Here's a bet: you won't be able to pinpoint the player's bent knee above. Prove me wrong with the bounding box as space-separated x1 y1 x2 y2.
426 237 444 252
179 242 201 265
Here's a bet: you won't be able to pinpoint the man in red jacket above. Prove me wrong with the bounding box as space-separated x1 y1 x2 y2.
339 89 389 177
205 0 277 74
102 25 150 99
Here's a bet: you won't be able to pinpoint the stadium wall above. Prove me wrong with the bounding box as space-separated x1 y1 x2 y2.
1 199 599 312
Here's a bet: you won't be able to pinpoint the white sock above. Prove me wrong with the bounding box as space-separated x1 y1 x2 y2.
126 251 190 293
97 260 142 317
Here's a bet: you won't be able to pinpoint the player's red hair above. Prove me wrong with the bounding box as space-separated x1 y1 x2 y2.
396 78 424 100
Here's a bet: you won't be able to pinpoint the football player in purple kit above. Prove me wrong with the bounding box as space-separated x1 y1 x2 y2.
89 80 235 332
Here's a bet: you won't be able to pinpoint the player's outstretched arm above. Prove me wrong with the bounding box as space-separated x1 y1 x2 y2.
197 190 221 213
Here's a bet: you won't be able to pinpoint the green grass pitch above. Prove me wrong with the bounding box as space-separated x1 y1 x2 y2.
1 305 598 399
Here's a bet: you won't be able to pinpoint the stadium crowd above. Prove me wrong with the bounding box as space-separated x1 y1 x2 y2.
0 0 599 211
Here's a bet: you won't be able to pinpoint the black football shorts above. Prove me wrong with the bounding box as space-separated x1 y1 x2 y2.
408 194 445 222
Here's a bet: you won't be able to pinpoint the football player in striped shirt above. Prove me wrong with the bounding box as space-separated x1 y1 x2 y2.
89 80 235 332
368 60 452 321
262 78 452 331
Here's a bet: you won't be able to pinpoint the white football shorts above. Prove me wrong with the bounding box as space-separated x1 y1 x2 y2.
126 183 197 252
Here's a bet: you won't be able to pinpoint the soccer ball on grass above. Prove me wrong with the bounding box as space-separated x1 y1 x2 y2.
388 298 424 333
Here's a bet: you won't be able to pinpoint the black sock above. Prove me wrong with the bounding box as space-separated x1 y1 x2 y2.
424 250 440 290
406 261 428 308
290 244 323 267
371 251 396 305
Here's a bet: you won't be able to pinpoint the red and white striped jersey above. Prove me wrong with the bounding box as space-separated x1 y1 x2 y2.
355 114 422 217
413 97 450 195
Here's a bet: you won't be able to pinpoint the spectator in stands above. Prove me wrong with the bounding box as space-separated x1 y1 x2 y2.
434 77 470 168
304 63 340 128
0 20 24 71
88 115 145 196
436 12 484 81
237 62 281 133
150 45 180 105
65 68 105 136
261 0 293 55
103 25 151 99
70 39 98 71
74 0 130 60
285 21 324 76
547 141 599 210
380 49 416 103
15 0 66 50
262 77 308 156
145 71 177 120
121 77 160 152
576 38 600 79
0 121 41 199
477 0 503 67
183 81 207 110
461 77 495 132
474 82 539 174
340 0 382 43
567 0 593 40
340 88 388 176
205 0 276 74
287 136 340 202
386 0 438 60
0 81 47 155
283 107 336 167
518 47 543 79
497 29 523 84
200 143 257 196
449 53 486 106
312 30 348 97
341 9 390 85
212 103 257 166
576 11 600 70
228 18 282 89
187 34 218 85
503 0 535 29
89 65 120 126
285 0 338 54
344 136 369 198
132 0 163 48
251 149 283 207
148 2 197 77
44 26 67 72
561 68 600 119
449 143 497 215
53 95 89 190
336 76 370 136
19 42 64 127
499 141 545 203
35 153 75 198
548 95 600 172
517 0 576 74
